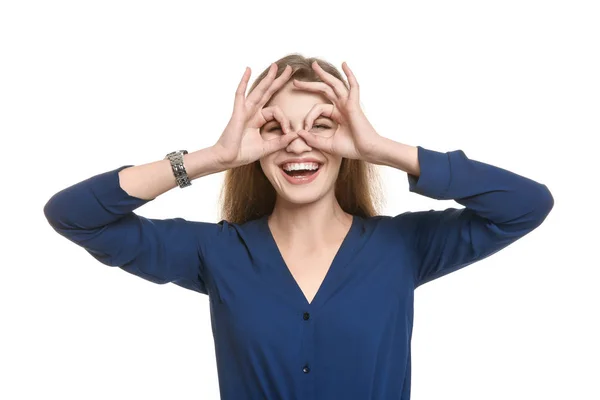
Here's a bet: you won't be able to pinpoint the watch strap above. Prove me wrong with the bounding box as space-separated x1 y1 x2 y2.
164 150 191 188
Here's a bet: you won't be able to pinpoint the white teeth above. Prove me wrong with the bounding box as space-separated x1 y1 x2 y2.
282 162 320 171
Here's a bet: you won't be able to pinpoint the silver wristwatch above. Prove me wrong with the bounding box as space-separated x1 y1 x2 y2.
164 150 191 188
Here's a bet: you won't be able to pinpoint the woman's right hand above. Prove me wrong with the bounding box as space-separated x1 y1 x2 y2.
212 63 299 169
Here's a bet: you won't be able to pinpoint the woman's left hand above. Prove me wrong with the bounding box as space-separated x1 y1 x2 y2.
293 61 384 162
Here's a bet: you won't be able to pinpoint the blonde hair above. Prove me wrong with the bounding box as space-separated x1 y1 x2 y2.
219 53 383 224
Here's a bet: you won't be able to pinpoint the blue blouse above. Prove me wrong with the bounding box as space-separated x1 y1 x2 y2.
43 146 553 399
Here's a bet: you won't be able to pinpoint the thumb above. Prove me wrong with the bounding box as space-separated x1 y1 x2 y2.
297 130 330 151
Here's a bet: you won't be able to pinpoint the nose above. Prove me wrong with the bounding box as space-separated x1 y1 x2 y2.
285 127 312 153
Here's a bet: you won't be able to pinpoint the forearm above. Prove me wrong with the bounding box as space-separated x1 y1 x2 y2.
118 145 227 200
369 137 420 177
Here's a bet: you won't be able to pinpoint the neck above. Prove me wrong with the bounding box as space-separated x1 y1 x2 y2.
268 193 353 250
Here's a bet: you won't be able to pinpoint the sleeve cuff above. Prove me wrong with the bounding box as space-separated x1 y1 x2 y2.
407 146 452 200
90 165 155 213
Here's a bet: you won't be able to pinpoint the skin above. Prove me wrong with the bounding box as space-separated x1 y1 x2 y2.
257 61 421 253
258 81 353 251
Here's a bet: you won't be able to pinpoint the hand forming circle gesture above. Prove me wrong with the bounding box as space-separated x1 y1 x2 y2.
293 61 383 161
213 63 299 169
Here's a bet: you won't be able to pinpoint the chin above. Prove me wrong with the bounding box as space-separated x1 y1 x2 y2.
277 188 327 206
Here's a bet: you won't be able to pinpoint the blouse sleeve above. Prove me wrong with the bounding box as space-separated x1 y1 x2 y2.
43 165 219 295
395 146 554 289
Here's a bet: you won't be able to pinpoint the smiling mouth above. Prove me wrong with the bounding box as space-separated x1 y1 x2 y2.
282 167 320 177
280 161 322 177
279 164 322 184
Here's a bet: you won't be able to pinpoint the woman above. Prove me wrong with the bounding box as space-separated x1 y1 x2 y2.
43 54 554 399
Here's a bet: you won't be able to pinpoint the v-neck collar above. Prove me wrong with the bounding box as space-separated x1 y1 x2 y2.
257 214 363 309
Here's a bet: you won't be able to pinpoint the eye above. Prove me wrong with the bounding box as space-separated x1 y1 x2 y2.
267 124 330 132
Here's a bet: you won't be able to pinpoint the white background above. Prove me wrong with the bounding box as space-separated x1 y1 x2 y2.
2 0 598 399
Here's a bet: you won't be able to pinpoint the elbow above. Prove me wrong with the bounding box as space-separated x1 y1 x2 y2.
539 183 554 215
43 191 71 231
531 183 554 225
43 193 59 229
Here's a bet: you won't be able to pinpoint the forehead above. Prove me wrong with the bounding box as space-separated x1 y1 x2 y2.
266 81 331 118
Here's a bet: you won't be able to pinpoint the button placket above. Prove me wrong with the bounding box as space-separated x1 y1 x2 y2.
301 312 311 374
300 309 315 398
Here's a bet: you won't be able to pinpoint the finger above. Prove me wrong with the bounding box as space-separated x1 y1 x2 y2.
234 67 251 108
292 80 338 104
303 103 340 132
341 61 360 102
260 105 291 134
263 131 299 155
296 130 332 152
310 61 348 99
257 65 293 108
246 63 278 108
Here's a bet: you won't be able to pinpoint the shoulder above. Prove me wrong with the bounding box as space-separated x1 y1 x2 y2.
358 212 422 245
159 218 250 256
364 210 424 232
363 209 464 242
185 216 267 244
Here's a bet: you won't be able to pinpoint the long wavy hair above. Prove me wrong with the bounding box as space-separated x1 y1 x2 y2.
219 53 383 224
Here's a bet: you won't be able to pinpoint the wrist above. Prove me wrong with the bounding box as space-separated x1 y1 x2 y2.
362 136 392 164
185 146 230 179
207 143 235 170
367 137 420 176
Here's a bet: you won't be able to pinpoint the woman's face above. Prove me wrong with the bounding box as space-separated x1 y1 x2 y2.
259 81 342 205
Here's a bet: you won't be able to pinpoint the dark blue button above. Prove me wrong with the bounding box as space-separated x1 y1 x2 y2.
303 312 310 320
302 365 310 373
